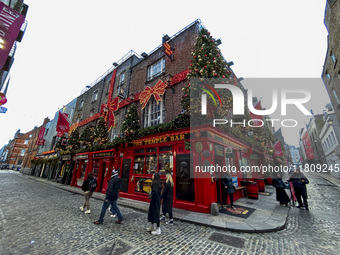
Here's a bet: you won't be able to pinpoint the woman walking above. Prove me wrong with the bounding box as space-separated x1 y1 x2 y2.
273 172 290 206
80 172 97 214
160 174 174 225
147 173 162 235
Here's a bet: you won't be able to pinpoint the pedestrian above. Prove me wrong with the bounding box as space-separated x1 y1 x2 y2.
289 168 309 210
160 174 174 225
272 172 290 206
94 169 123 224
147 172 162 235
221 171 235 209
80 172 97 214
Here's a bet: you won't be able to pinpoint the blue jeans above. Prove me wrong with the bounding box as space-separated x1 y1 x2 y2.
98 199 123 223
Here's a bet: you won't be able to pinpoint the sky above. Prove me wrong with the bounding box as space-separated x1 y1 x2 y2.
0 0 330 148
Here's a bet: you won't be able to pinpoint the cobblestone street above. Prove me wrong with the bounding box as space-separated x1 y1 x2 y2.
0 170 339 255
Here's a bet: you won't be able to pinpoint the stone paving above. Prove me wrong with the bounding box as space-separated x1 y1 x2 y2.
0 170 339 255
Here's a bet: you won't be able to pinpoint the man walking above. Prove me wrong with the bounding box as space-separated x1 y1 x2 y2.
289 168 309 210
94 169 123 224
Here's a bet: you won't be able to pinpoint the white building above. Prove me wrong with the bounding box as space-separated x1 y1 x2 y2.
319 112 340 178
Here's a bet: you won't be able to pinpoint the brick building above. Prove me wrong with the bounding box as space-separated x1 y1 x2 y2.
21 117 50 174
6 129 33 166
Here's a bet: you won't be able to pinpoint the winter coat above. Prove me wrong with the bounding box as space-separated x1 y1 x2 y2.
221 173 235 194
148 180 161 224
272 177 285 189
273 177 290 204
161 181 173 214
81 177 93 192
105 176 121 201
289 172 309 189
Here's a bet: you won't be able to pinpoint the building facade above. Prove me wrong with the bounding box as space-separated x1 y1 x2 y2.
322 0 340 125
5 129 33 166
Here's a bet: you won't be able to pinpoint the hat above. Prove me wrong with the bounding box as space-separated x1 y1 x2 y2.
111 169 118 176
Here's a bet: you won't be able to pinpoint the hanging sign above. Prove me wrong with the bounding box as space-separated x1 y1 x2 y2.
162 36 173 61
0 3 25 70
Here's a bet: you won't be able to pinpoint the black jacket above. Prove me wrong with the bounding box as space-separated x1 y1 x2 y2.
105 176 121 200
81 177 93 192
148 181 161 224
161 181 173 214
221 173 235 194
289 172 309 189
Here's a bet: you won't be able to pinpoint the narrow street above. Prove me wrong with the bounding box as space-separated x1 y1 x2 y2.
0 170 339 255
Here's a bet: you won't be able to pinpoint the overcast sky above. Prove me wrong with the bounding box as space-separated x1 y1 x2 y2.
0 0 330 148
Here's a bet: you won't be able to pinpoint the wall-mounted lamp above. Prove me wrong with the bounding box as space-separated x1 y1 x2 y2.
112 62 118 67
238 77 244 82
163 34 171 41
216 39 222 46
141 52 148 58
327 118 333 125
164 73 175 94
227 61 234 67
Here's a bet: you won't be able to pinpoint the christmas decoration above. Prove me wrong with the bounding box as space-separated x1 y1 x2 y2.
79 125 95 148
100 96 119 130
94 118 108 145
67 127 80 151
121 103 140 138
0 92 7 106
139 80 167 109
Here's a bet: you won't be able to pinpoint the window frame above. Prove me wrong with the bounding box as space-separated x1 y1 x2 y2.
143 96 165 128
147 58 165 82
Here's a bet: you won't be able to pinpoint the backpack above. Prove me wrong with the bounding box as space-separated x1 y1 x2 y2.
89 179 97 192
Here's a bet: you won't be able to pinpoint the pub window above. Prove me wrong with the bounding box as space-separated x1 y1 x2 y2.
147 58 165 81
145 154 157 174
92 160 100 179
159 153 173 175
146 147 157 153
134 155 145 174
143 97 165 127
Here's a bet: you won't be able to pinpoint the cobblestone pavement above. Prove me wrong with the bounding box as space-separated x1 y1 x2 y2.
0 170 339 255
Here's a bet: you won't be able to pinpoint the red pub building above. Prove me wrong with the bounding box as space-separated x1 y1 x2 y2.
69 20 265 213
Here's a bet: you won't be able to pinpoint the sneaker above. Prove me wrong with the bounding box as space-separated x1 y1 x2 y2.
147 224 155 232
305 207 309 211
160 215 166 221
297 205 303 209
115 219 123 224
94 221 102 224
166 219 174 226
110 214 117 218
80 206 84 212
84 210 91 214
151 227 161 235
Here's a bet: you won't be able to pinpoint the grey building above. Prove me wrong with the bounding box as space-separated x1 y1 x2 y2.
322 0 340 126
319 110 340 178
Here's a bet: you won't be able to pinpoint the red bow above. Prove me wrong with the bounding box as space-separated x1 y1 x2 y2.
101 97 119 130
139 80 167 109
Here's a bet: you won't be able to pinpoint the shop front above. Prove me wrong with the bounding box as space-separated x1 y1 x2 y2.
90 150 117 193
117 126 253 213
71 152 90 188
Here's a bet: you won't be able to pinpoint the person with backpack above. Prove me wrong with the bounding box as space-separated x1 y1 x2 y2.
80 172 97 214
94 169 123 224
